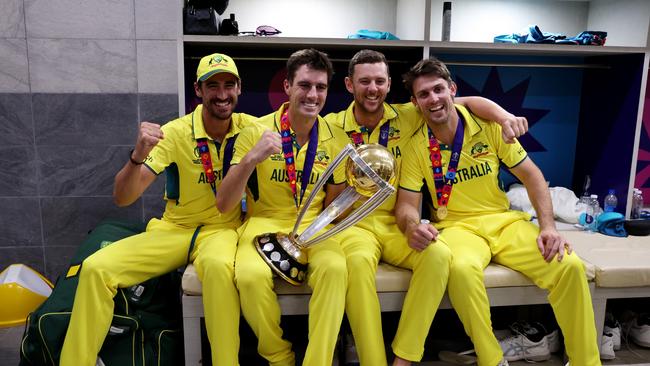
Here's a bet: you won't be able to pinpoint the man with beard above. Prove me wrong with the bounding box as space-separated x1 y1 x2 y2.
325 49 530 366
394 57 600 366
61 53 254 366
216 48 350 366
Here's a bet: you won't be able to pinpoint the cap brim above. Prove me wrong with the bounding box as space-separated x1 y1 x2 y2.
198 69 240 82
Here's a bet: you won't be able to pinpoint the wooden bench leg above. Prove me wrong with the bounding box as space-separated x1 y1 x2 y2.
591 285 606 353
183 295 204 366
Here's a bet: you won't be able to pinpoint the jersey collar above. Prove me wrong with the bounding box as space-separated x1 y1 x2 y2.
191 104 240 141
272 102 335 144
341 101 397 133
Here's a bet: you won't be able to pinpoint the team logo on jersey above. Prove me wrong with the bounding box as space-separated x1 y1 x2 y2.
270 153 284 161
470 142 489 158
192 146 202 164
316 151 330 161
315 150 330 166
388 126 401 141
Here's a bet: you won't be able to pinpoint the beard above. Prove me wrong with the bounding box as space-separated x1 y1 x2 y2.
204 98 235 121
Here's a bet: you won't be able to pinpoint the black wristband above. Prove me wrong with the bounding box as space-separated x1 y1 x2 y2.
129 149 145 165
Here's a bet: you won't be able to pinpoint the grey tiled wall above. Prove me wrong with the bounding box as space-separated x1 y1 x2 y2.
0 0 180 280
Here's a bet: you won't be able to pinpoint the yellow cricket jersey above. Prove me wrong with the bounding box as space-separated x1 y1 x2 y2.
325 102 422 223
232 103 349 223
399 104 528 224
144 105 257 227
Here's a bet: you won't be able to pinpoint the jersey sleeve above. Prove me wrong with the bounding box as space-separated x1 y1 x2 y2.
399 136 426 192
488 123 528 168
231 123 263 165
329 126 350 185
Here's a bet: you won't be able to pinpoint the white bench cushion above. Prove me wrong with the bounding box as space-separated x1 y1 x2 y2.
566 230 650 288
182 260 595 296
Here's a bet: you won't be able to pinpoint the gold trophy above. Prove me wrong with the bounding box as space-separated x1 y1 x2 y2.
255 144 397 285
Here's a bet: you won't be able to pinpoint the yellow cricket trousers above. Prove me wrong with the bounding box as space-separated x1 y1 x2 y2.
439 211 601 366
380 221 453 361
336 223 386 366
235 216 348 366
60 218 241 366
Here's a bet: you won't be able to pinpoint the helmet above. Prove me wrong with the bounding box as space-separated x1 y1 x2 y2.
0 264 53 327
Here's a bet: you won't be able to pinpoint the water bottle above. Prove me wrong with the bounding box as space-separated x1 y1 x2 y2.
583 194 600 231
591 195 603 231
604 189 618 212
632 189 643 219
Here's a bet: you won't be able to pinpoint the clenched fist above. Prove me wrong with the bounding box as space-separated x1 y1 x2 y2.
248 130 282 164
132 122 164 161
499 114 528 144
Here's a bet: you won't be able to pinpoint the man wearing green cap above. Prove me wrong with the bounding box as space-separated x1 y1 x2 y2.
60 53 255 366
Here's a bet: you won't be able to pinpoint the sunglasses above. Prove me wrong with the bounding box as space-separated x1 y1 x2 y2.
240 25 282 36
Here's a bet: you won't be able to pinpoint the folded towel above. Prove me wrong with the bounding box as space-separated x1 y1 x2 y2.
348 29 399 40
596 212 627 237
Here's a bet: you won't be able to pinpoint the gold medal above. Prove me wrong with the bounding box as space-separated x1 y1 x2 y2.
436 206 448 220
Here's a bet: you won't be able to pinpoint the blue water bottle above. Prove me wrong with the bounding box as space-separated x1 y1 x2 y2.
604 189 618 213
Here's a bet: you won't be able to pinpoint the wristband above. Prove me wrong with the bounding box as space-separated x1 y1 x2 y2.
129 149 145 165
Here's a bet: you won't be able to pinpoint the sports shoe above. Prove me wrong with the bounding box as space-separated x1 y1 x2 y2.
497 359 509 366
498 322 551 362
600 332 615 360
546 329 561 353
604 312 621 350
628 313 650 348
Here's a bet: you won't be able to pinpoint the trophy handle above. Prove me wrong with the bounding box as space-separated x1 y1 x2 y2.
297 145 397 247
300 184 394 247
291 144 356 237
295 186 360 244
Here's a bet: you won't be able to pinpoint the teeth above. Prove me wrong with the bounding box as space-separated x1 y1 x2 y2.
430 105 443 112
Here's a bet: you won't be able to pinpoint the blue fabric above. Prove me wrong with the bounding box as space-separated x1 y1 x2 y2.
348 29 399 40
596 212 628 237
494 26 606 46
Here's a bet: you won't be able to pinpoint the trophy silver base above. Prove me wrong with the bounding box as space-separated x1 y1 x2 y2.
255 232 308 286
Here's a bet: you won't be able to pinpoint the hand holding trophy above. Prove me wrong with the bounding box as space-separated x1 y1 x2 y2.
255 143 397 285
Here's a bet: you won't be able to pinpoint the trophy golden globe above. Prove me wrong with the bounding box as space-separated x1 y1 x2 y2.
255 144 397 285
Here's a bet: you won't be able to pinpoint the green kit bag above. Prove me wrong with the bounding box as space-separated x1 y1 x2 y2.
19 219 183 366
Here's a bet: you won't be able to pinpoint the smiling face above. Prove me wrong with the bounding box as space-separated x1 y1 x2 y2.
194 72 241 121
284 64 328 122
345 62 391 117
410 74 457 127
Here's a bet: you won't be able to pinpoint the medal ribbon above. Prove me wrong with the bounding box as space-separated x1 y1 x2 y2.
280 110 319 209
196 137 236 196
197 139 217 195
349 122 390 147
427 116 465 211
194 107 237 196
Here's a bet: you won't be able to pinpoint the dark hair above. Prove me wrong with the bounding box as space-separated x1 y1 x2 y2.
348 49 389 77
286 48 334 84
403 57 453 96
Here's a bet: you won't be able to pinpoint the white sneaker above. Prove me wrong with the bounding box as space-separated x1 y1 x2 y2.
499 331 551 362
497 359 509 366
546 329 561 353
629 313 650 348
604 312 622 350
600 332 616 360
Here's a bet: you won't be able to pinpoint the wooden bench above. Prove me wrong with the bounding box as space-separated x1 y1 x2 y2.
181 253 598 366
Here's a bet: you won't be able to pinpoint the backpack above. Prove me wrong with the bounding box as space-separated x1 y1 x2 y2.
19 219 183 366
